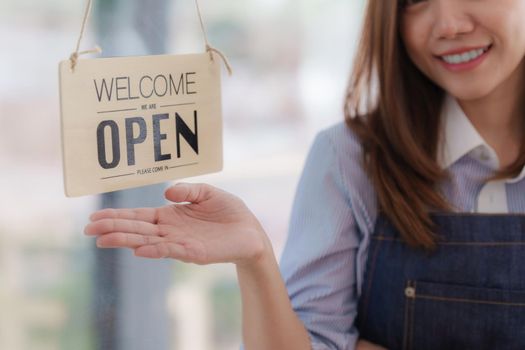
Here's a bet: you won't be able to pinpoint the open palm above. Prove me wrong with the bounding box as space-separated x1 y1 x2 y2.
84 183 271 266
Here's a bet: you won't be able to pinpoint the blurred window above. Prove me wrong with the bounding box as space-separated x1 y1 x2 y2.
0 0 365 349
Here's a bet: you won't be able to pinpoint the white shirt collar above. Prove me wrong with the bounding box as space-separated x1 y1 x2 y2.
438 94 492 169
438 94 525 183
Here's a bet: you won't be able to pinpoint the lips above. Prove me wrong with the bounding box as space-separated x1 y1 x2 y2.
435 44 492 64
435 44 492 72
439 45 491 64
436 44 492 57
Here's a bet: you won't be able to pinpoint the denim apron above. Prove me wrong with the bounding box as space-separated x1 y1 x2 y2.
356 213 525 350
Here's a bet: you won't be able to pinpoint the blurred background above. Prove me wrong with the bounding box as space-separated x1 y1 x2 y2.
0 0 365 349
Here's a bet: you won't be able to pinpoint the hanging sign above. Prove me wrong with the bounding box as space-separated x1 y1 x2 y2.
59 53 224 197
59 0 232 197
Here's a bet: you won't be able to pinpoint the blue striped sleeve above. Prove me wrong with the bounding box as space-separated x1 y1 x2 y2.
279 129 361 349
239 127 363 350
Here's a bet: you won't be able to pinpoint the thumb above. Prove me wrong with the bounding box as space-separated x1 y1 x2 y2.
164 182 214 204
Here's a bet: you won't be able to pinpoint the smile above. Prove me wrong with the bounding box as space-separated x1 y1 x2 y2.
439 45 492 64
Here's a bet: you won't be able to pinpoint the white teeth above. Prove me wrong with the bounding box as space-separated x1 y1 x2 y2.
441 47 488 64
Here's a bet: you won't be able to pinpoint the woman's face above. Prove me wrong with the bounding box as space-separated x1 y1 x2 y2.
400 0 525 102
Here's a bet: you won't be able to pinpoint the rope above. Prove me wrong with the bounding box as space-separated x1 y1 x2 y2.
69 0 232 76
69 0 102 71
194 0 233 75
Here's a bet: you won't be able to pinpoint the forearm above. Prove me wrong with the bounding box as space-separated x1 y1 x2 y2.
236 241 312 350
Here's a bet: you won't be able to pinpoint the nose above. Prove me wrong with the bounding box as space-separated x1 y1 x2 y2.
431 0 474 39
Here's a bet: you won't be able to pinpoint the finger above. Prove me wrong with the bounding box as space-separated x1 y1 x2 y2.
84 218 161 236
96 232 165 248
165 183 214 204
134 242 189 261
89 208 158 223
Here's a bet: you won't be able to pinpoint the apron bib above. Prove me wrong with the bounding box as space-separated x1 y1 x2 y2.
356 213 525 350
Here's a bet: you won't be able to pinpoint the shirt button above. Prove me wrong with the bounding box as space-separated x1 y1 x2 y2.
405 286 416 298
480 151 490 161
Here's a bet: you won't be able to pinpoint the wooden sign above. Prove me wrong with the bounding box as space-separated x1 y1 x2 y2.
59 53 223 197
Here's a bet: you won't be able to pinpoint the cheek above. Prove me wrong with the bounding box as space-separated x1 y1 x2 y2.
491 12 525 70
509 16 525 54
487 2 525 54
400 20 429 70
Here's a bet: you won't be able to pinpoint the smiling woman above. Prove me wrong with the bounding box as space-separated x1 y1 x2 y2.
85 0 525 349
345 0 525 348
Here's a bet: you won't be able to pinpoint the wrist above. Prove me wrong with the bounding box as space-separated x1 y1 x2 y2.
235 230 276 273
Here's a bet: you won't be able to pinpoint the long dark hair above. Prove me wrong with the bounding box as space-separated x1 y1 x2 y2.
344 0 525 249
345 0 450 248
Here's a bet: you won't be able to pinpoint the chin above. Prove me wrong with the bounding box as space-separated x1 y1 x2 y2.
439 83 496 102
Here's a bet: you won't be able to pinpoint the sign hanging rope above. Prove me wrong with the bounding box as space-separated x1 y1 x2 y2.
69 0 101 70
194 0 233 75
69 0 233 76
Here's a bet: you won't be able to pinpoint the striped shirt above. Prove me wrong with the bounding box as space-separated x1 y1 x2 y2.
239 95 525 350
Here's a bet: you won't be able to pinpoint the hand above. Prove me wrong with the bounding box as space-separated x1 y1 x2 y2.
84 183 272 267
356 339 388 350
